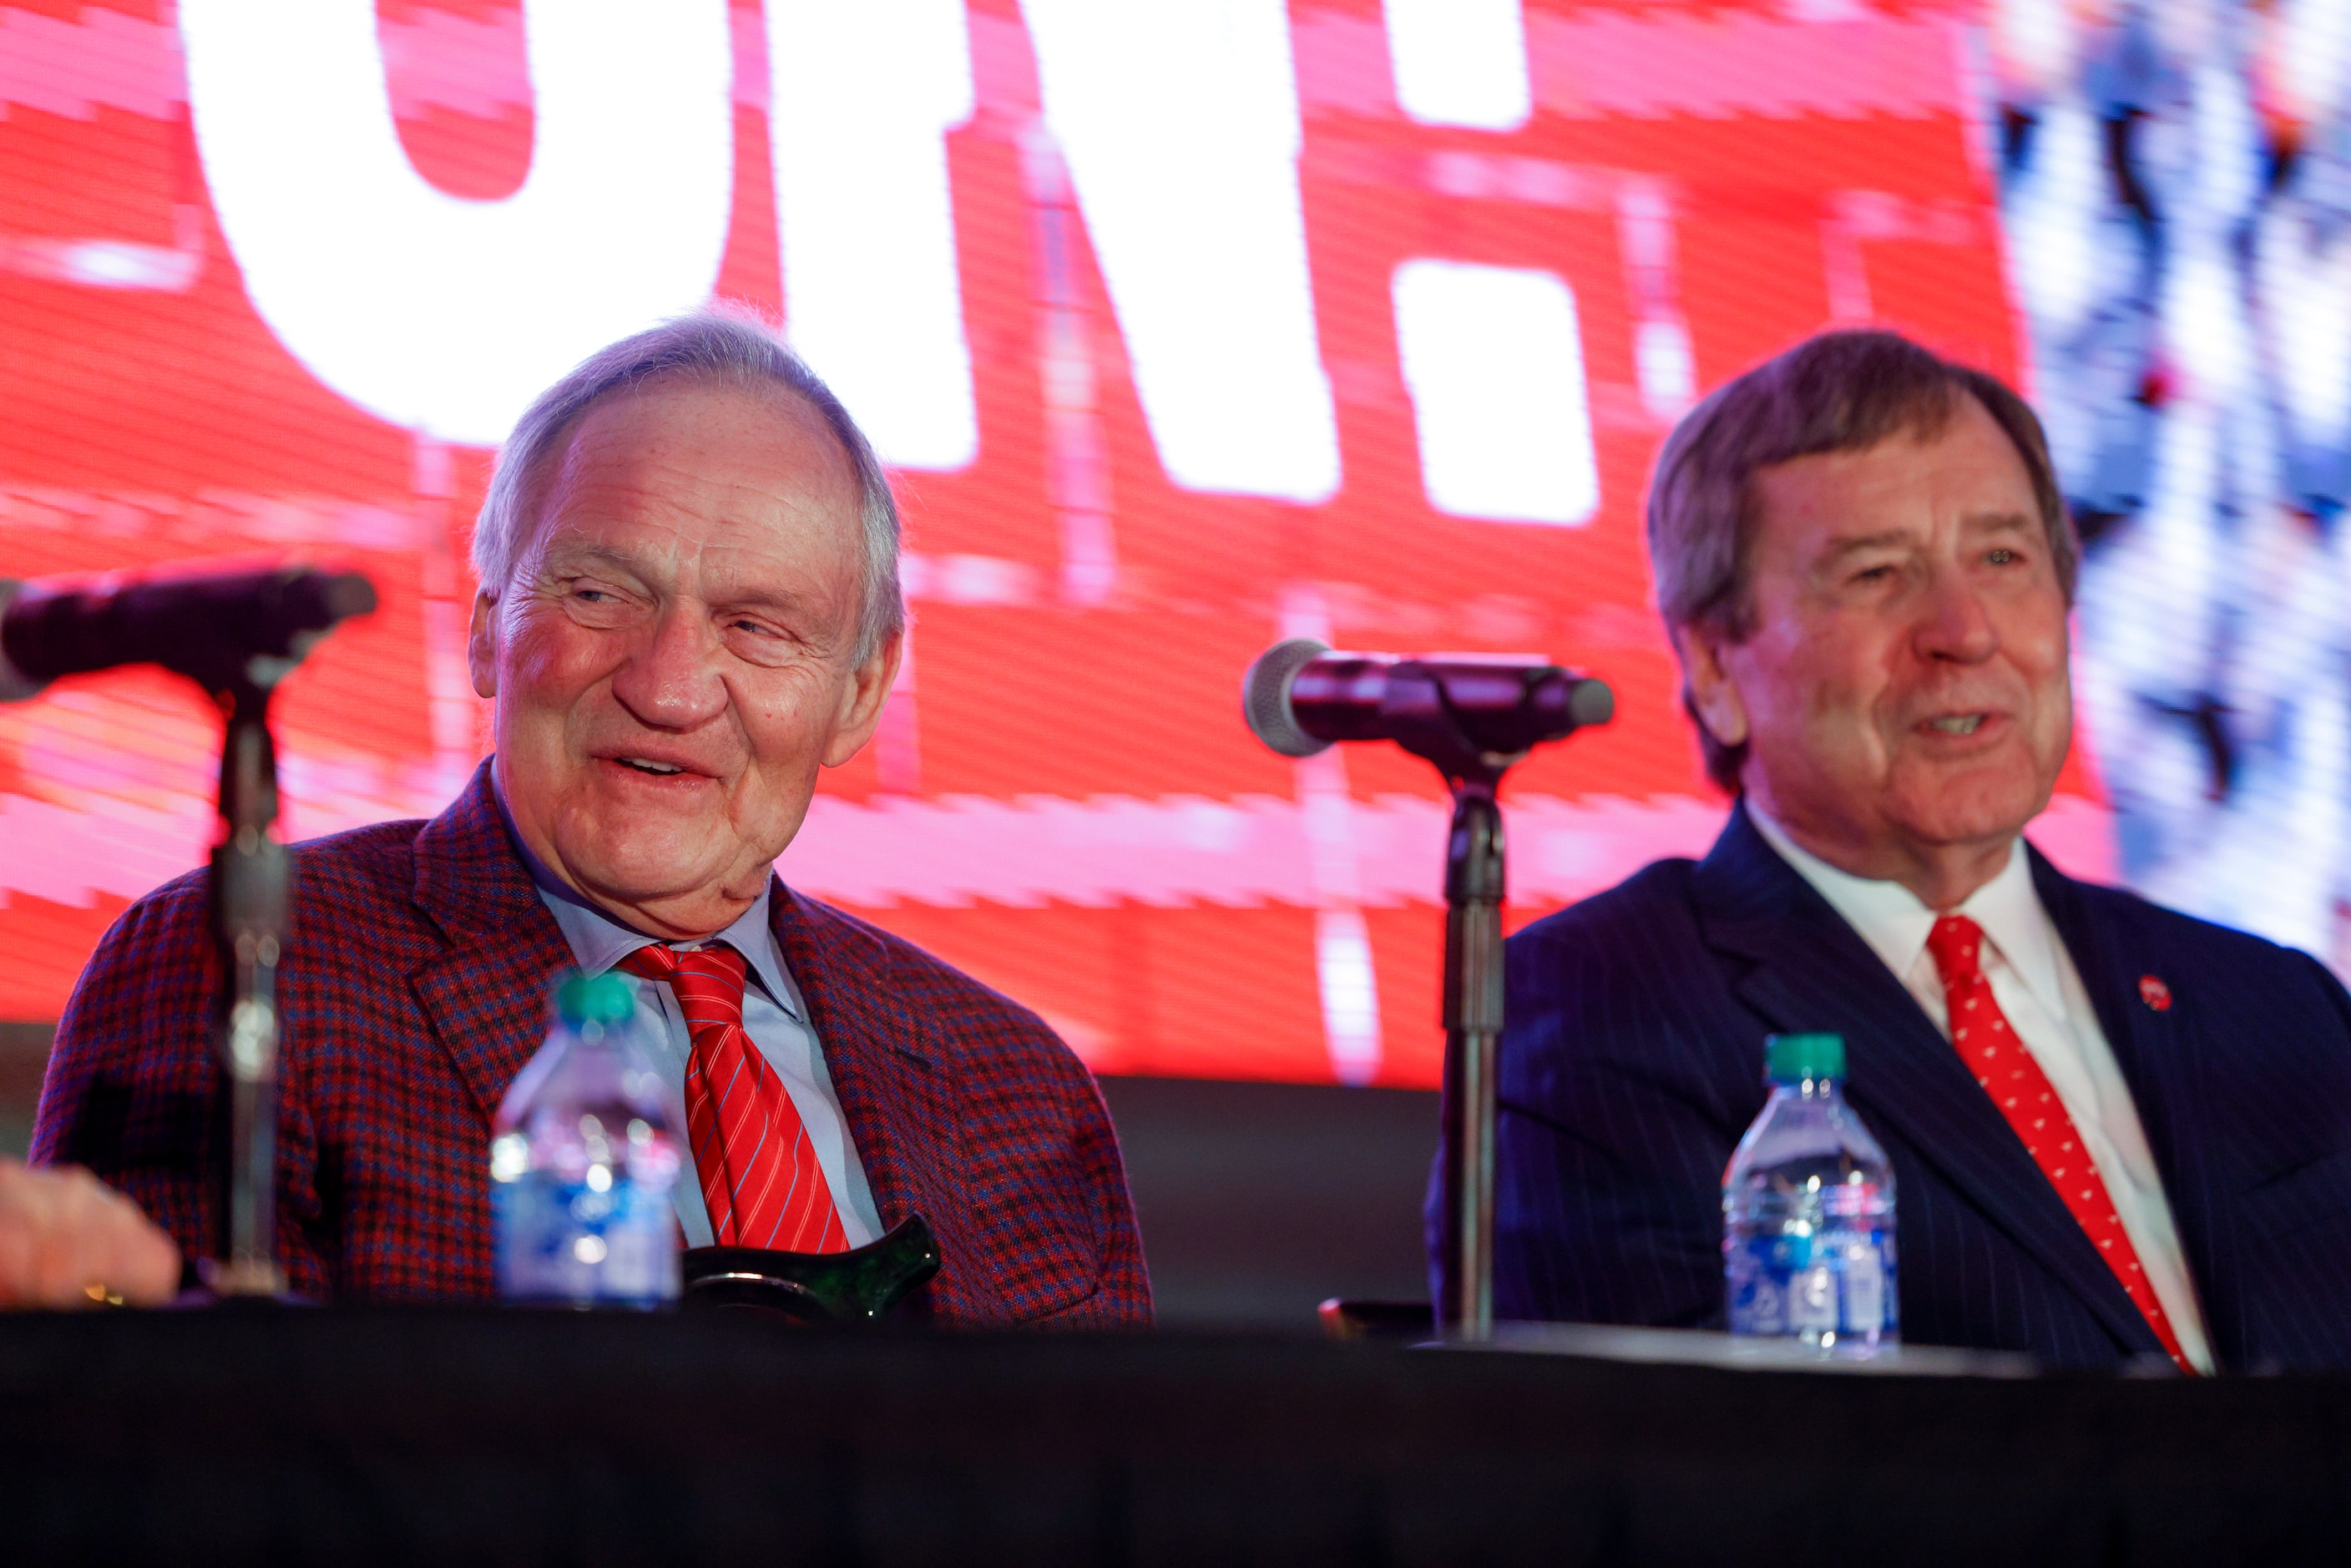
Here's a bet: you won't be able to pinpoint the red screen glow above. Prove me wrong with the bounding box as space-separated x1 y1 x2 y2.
0 0 2113 1086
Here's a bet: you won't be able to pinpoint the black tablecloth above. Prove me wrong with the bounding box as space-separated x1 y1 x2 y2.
6 1309 2348 1565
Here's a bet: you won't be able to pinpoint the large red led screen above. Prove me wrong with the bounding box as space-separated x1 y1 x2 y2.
0 0 2140 1086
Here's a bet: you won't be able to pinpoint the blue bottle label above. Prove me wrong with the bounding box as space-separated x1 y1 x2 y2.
494 1174 680 1305
1727 1226 1898 1339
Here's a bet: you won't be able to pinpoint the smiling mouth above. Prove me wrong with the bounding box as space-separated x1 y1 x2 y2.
1926 714 1987 736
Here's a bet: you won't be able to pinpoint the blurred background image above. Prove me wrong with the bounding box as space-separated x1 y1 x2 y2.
1997 0 2351 964
0 0 2338 1324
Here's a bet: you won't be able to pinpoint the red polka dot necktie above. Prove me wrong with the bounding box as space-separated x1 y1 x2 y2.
616 943 848 1254
1926 915 2191 1372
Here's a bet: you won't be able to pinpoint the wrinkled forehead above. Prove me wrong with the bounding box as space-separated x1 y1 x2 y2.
1746 394 2039 553
521 376 861 569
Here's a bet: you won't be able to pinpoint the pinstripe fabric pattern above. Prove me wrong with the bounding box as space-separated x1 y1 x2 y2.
616 943 848 1253
1434 802 2351 1371
30 762 1150 1327
1929 915 2190 1370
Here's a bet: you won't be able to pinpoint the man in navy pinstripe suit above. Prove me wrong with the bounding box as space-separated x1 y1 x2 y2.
1447 330 2351 1371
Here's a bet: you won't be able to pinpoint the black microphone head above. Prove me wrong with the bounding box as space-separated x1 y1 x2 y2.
319 571 379 623
0 581 43 702
1567 675 1614 730
277 570 380 665
1242 638 1332 758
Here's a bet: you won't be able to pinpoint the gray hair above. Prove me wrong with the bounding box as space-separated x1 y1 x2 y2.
1646 328 2075 792
472 308 906 664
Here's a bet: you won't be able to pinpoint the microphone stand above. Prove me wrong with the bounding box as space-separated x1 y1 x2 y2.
1438 770 1507 1342
203 667 293 1298
1247 642 1613 1342
3 564 377 1297
1356 666 1550 1345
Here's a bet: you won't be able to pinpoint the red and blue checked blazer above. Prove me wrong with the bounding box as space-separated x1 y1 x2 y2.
32 763 1151 1326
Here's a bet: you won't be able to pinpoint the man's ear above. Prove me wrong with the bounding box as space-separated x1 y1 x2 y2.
1673 622 1750 751
822 630 906 767
467 590 499 700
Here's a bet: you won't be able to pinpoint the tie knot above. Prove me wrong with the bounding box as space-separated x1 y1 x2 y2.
615 943 750 1018
614 943 675 982
1925 914 1985 984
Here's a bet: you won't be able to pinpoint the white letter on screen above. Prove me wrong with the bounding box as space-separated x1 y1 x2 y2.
1392 260 1598 526
1019 0 1341 502
767 0 978 470
179 0 733 445
1316 909 1382 1086
1383 0 1531 131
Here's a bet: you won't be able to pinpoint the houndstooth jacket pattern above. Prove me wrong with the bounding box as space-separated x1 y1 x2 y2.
32 763 1151 1326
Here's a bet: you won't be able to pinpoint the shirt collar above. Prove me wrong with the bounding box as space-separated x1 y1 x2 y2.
1747 802 2069 1020
491 771 805 1021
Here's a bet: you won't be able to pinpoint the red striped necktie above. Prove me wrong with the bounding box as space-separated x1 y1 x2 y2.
1926 915 2192 1373
615 942 848 1254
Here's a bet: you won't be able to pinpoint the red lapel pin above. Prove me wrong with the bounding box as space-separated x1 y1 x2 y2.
2138 974 2172 1012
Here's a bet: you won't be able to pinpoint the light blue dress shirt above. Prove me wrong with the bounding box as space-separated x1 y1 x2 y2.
494 793 882 1249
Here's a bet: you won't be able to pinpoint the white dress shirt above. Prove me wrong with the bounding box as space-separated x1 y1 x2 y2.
1748 807 2213 1372
494 791 882 1249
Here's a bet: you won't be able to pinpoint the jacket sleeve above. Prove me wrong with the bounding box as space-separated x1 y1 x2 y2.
30 873 330 1297
1428 918 1745 1331
1046 1065 1152 1328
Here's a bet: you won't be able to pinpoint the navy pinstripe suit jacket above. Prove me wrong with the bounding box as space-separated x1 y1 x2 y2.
1443 802 2351 1371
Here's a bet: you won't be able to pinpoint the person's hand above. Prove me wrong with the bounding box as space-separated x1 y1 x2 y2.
0 1158 179 1308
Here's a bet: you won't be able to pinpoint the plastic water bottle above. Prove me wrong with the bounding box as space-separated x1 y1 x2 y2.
491 972 684 1307
1723 1032 1898 1356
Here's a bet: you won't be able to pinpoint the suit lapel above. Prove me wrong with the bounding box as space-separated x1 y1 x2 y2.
2030 850 2234 1360
403 771 968 1291
768 887 959 1246
407 763 576 1122
1696 806 2163 1356
403 772 963 1232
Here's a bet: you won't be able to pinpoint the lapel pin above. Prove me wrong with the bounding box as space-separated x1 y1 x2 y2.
2138 974 2172 1013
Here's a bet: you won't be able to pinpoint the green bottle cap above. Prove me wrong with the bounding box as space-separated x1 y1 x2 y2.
557 970 635 1027
1765 1032 1845 1084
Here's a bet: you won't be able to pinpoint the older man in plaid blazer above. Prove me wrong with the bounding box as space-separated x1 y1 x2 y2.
29 313 1149 1325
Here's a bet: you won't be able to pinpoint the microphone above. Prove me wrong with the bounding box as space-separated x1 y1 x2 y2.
1242 638 1614 764
1 564 378 701
1241 640 1614 1342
